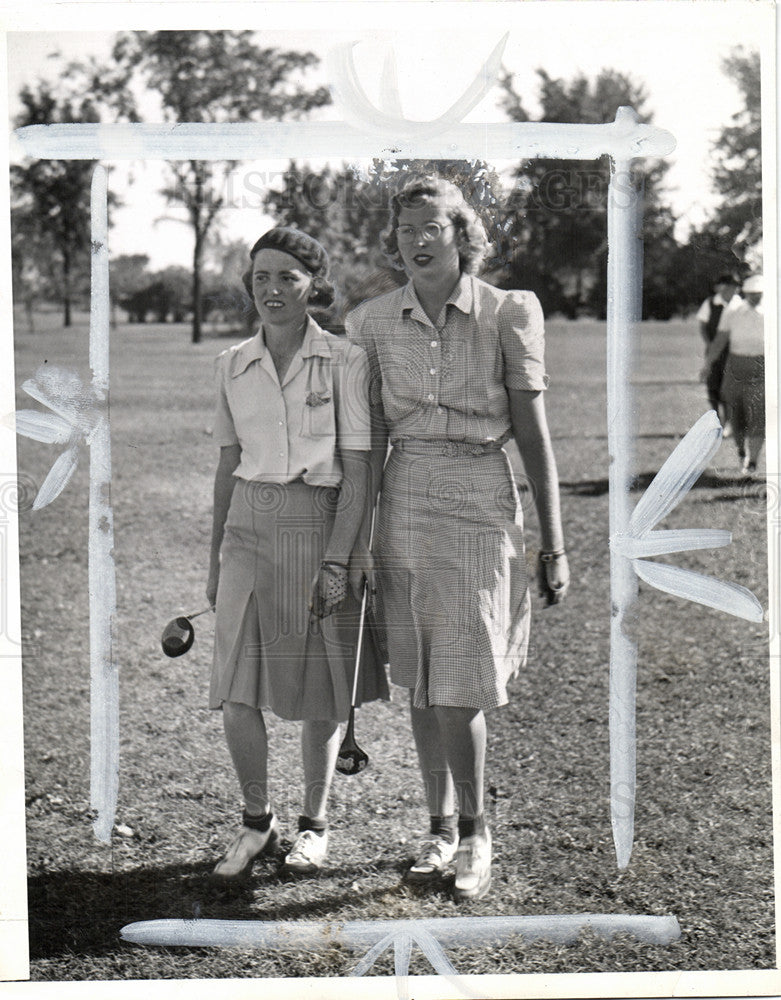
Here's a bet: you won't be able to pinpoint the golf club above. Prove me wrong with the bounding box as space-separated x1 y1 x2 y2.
161 606 213 657
336 508 376 776
335 579 370 775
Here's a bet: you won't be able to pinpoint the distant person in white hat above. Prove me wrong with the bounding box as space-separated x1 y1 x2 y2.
697 273 740 435
704 274 765 476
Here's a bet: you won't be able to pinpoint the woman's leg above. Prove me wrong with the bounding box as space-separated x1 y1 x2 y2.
283 719 340 873
222 701 269 815
213 701 277 879
433 704 491 901
745 434 765 467
731 396 747 459
301 719 341 820
410 698 456 817
432 705 486 820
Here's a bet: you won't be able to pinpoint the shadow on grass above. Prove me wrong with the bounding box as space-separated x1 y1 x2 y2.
28 856 415 961
560 470 762 497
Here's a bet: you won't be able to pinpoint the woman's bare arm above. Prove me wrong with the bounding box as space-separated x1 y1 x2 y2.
207 443 241 607
508 388 569 598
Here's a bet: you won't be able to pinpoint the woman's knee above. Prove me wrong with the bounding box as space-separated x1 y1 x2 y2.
433 705 482 727
222 701 264 727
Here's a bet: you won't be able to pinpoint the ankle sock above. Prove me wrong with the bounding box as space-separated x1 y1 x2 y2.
458 814 486 840
430 814 458 843
298 815 328 835
242 809 273 832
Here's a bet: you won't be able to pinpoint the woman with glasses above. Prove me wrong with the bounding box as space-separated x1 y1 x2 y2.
345 175 569 900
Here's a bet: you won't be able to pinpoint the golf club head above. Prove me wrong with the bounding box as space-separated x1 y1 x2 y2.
161 616 195 657
336 744 369 776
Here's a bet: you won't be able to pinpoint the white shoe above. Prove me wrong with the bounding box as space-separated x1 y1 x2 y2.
284 828 328 873
212 816 280 880
453 827 492 901
406 835 458 882
722 421 734 440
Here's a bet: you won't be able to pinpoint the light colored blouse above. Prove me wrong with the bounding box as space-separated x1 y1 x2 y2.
717 300 765 357
344 273 548 444
213 317 371 487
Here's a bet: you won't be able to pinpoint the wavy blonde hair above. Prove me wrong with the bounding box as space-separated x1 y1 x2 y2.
380 175 490 274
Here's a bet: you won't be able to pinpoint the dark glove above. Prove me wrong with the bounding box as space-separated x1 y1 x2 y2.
311 560 349 618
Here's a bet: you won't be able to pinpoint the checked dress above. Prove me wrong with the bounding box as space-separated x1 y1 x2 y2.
345 274 549 711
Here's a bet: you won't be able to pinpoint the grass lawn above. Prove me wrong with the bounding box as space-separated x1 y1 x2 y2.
11 310 775 982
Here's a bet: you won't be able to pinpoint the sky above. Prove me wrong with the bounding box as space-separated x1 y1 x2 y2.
4 1 771 271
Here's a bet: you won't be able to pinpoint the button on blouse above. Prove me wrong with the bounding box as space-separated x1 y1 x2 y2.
344 273 548 443
213 317 371 486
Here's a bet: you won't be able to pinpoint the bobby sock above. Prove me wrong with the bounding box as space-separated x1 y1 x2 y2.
298 815 328 836
458 814 486 840
242 808 273 832
430 814 458 843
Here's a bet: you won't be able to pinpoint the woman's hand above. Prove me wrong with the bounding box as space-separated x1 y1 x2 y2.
311 561 349 618
349 543 375 602
537 551 570 606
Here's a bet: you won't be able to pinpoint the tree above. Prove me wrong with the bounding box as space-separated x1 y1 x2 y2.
263 158 508 322
109 254 151 324
11 58 132 327
709 48 761 264
497 68 679 318
263 161 391 322
112 31 331 343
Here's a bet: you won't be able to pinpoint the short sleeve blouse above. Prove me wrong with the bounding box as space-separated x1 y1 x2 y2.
214 317 371 486
345 274 547 443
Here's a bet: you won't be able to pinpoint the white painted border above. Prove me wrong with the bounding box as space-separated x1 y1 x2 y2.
1 3 778 999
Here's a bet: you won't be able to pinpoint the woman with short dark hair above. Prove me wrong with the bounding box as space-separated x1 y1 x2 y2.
208 227 387 880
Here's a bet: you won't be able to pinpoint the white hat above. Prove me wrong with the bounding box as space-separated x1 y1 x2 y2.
742 274 764 294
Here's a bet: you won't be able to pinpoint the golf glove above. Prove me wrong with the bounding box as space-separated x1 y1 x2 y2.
311 560 349 618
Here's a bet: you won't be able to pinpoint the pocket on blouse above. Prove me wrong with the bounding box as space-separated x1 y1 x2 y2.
300 357 336 441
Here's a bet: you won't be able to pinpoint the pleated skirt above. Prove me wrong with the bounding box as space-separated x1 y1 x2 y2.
210 478 389 721
374 447 531 711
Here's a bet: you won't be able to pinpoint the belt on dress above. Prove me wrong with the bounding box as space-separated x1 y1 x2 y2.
391 438 507 457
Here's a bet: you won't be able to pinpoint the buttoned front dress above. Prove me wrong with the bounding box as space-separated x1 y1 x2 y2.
209 318 389 722
345 275 549 711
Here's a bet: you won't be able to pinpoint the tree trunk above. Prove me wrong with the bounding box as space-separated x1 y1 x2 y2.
63 250 72 328
192 236 202 344
191 166 204 344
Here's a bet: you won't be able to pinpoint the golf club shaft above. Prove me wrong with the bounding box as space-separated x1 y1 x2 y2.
348 502 377 708
187 606 214 620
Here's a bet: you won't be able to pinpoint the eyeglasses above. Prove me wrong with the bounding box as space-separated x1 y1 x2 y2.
395 222 453 245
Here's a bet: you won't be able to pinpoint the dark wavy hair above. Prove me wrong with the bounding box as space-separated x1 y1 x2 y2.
380 175 491 274
241 240 335 309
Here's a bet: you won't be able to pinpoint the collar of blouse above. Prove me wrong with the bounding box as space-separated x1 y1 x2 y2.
229 316 332 379
401 272 474 326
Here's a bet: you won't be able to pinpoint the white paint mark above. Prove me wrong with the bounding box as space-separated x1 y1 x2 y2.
13 118 677 163
87 164 118 843
606 142 643 871
327 37 509 139
633 560 764 622
611 410 764 619
120 912 681 951
611 528 732 559
13 32 765 988
629 410 723 535
31 446 80 511
8 365 104 510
